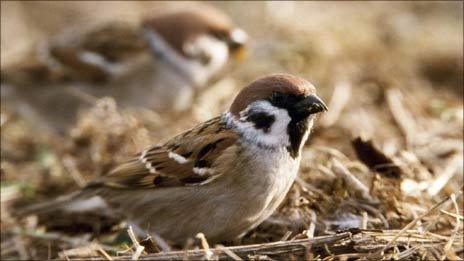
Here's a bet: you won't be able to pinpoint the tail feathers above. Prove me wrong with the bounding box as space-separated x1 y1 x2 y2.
15 191 87 216
15 191 119 234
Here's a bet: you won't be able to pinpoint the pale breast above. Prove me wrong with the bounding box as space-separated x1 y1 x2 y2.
237 145 300 233
192 145 300 242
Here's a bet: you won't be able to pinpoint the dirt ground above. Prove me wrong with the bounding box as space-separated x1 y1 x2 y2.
1 1 463 260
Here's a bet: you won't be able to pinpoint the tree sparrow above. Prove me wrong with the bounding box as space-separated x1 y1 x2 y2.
19 74 327 244
1 8 247 133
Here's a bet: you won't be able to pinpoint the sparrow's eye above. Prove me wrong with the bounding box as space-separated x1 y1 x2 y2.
269 92 306 111
271 92 283 100
270 92 286 106
210 30 229 41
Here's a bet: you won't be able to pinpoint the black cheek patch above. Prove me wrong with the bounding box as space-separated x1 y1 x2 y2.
247 112 275 133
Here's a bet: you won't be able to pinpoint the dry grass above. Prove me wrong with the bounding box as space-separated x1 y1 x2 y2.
1 2 463 260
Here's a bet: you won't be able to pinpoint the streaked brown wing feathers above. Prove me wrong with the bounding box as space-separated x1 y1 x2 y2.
91 117 237 189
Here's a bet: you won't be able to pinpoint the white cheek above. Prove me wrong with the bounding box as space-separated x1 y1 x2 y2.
263 107 291 145
183 36 229 86
226 101 292 148
143 30 228 86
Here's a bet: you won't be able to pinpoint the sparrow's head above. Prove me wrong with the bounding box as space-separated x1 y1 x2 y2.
142 8 247 84
227 74 327 157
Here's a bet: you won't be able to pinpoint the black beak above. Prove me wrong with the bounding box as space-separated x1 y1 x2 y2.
229 41 244 52
296 94 328 115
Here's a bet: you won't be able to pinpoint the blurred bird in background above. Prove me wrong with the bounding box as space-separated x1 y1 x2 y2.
1 5 248 133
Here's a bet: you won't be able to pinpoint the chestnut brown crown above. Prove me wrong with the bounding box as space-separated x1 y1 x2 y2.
142 8 236 57
229 74 317 116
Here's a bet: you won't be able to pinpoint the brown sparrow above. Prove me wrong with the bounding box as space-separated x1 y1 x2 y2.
1 8 247 133
20 74 327 244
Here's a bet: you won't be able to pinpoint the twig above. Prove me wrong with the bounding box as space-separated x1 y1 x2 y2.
280 231 292 241
440 210 464 220
196 233 214 260
306 209 317 239
97 245 113 261
331 158 373 201
313 165 337 180
148 233 171 253
441 194 461 260
362 211 368 229
215 245 242 261
386 88 417 146
58 243 101 259
379 191 463 255
305 209 317 261
427 155 461 196
394 246 421 260
62 155 86 188
127 226 145 261
296 177 328 199
64 85 99 105
68 232 353 260
322 252 368 261
314 146 350 161
320 81 352 127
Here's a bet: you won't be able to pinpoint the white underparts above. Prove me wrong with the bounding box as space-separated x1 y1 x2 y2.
185 35 229 86
143 29 229 87
224 101 291 148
